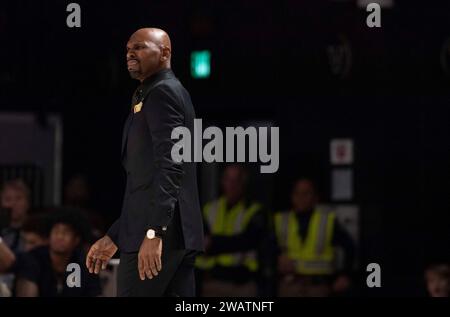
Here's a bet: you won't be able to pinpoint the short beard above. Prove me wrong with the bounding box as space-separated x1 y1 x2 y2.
128 70 142 80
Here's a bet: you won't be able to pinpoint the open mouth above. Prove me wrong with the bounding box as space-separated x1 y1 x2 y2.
127 59 139 68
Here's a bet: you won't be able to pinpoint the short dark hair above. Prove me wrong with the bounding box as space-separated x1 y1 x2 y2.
49 207 91 243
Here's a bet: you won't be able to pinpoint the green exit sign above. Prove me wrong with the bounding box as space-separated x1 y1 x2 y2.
191 50 211 79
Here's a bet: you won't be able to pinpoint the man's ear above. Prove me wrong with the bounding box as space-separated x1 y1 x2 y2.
160 45 171 62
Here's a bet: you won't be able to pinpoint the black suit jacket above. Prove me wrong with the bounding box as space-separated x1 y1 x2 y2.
107 69 204 253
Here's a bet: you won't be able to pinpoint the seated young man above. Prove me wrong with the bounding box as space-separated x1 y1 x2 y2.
15 209 101 297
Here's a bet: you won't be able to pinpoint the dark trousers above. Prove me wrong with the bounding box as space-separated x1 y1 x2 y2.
116 206 198 297
117 249 196 297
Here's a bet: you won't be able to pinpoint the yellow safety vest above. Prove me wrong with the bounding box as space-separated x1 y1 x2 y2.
195 197 261 272
274 209 335 275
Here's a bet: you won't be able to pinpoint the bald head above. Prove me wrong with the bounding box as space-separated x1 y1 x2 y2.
126 28 172 82
132 28 172 51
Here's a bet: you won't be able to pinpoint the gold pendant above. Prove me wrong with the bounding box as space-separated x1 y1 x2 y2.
133 101 143 114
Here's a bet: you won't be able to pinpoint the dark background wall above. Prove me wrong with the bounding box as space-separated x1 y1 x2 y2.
0 0 449 295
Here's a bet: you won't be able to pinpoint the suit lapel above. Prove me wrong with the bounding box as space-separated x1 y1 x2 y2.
121 69 176 160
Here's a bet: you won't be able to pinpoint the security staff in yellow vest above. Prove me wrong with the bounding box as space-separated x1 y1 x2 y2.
196 165 272 297
275 178 355 297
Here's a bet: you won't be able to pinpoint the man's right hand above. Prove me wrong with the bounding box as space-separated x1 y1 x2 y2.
86 235 118 274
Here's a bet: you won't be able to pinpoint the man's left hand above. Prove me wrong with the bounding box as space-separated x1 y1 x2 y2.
138 237 162 280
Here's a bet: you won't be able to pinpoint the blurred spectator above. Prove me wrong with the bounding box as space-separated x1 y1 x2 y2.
0 214 49 273
196 164 272 296
424 264 449 297
0 236 15 273
0 215 50 296
274 178 355 297
48 206 94 253
0 179 33 296
15 208 101 297
63 174 105 240
21 214 50 252
0 179 31 253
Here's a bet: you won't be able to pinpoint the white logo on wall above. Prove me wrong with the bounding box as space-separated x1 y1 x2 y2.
330 139 354 165
66 3 81 28
171 119 279 173
66 263 81 288
366 263 381 288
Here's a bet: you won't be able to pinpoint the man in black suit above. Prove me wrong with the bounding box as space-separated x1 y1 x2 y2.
86 28 204 297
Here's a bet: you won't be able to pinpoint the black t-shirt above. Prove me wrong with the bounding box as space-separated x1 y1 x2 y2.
16 246 101 297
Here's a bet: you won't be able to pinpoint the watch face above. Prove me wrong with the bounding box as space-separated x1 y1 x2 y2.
146 229 155 239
